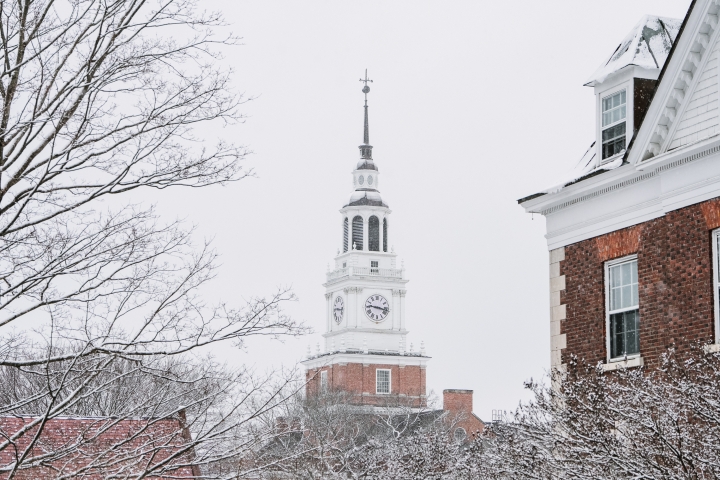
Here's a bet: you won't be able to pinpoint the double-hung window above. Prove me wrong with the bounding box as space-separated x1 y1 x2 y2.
376 369 391 394
606 256 640 360
601 90 627 160
371 260 379 274
320 370 328 393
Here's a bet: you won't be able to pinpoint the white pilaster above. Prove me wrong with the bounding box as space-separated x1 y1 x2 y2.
325 293 332 332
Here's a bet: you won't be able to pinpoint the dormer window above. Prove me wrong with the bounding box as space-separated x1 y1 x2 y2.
601 90 627 160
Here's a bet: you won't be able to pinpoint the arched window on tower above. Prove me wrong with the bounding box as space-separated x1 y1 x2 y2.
352 216 364 250
383 218 388 252
343 218 349 252
369 216 380 251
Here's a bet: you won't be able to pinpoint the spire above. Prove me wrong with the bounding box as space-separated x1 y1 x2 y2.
359 70 373 160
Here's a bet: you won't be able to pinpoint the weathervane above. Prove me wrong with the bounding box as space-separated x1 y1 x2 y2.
360 69 373 102
359 69 373 155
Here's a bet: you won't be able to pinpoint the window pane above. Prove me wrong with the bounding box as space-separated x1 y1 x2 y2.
621 90 626 104
610 309 640 358
611 312 625 358
621 263 631 285
627 310 640 354
621 285 632 308
610 264 618 287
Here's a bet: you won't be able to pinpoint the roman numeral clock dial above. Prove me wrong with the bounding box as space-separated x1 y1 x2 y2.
365 295 390 322
333 296 344 324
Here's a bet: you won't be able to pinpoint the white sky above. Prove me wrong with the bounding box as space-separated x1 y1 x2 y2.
152 0 693 420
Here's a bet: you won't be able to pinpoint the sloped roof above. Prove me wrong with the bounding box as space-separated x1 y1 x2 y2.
0 416 198 478
585 15 682 86
345 189 388 208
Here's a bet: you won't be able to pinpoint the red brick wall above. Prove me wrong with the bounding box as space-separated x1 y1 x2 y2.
0 416 196 479
306 360 426 407
562 198 718 368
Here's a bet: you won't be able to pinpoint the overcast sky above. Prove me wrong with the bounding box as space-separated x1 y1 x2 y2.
150 0 693 420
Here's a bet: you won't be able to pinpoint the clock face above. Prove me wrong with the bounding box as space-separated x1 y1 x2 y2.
365 295 390 322
333 296 344 324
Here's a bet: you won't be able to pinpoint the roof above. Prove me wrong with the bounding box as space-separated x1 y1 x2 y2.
0 416 197 478
356 158 378 170
519 12 689 204
345 189 388 208
585 15 682 86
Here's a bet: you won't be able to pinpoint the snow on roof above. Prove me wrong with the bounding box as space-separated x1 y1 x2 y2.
585 15 682 86
521 141 623 201
346 189 387 208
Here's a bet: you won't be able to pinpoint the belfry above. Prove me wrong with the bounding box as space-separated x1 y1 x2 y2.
301 71 429 408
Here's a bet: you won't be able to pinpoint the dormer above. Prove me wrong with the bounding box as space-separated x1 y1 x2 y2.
585 16 682 166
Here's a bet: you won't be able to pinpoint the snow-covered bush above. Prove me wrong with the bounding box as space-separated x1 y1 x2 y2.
479 347 720 479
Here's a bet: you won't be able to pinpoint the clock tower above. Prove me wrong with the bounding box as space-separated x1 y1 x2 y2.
302 72 429 408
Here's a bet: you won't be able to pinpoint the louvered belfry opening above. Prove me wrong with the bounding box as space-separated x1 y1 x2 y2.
369 216 380 251
343 218 349 252
383 218 388 252
352 216 364 250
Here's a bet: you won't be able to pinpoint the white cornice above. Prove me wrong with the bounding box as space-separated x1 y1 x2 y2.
523 135 720 216
300 352 430 370
528 135 720 250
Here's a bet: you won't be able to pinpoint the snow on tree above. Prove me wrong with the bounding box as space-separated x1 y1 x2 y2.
479 347 720 479
0 0 305 476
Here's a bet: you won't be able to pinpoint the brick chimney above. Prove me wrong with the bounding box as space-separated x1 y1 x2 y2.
443 389 473 415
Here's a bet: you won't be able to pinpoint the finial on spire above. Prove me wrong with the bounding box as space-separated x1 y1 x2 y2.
359 70 373 159
360 69 373 99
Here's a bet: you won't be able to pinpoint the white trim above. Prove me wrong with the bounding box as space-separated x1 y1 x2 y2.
376 368 391 394
300 351 430 370
320 370 328 393
713 229 720 345
660 26 718 154
605 255 640 362
520 137 720 251
601 355 644 371
599 86 629 164
628 0 714 165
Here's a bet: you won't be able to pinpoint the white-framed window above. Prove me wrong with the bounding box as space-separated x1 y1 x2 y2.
605 255 640 361
712 229 720 344
601 89 627 160
376 369 391 394
320 370 328 393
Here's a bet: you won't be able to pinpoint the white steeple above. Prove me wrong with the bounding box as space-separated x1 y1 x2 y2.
322 72 410 354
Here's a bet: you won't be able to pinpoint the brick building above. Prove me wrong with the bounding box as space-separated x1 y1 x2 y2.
520 1 720 373
301 74 483 437
0 415 199 478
